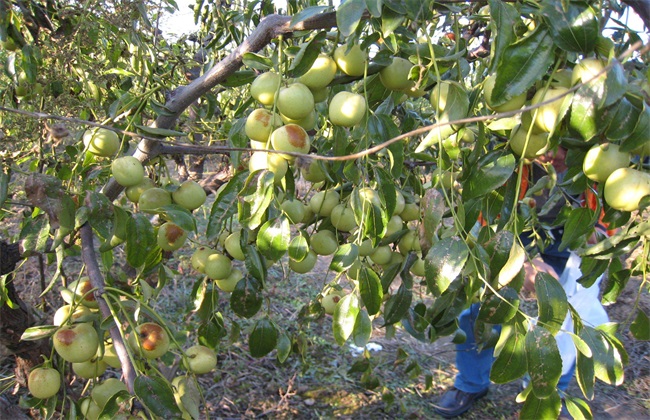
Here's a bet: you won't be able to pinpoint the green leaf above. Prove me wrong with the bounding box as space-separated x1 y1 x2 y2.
439 82 470 125
559 207 595 251
564 395 593 420
383 283 412 326
238 170 275 230
333 294 360 345
126 214 155 268
621 103 650 152
230 276 263 318
135 125 185 138
158 204 197 232
376 167 397 218
420 188 445 251
134 376 183 417
287 31 326 78
491 332 527 383
630 309 650 340
603 60 627 108
576 350 595 400
542 1 599 53
336 0 366 37
330 243 359 272
365 0 382 17
604 97 643 142
20 325 58 341
462 152 516 201
276 332 292 363
569 86 599 141
525 327 562 398
288 232 309 262
249 318 278 358
244 244 267 285
478 287 520 324
580 326 624 386
221 70 257 87
256 217 290 261
0 167 9 210
520 389 561 420
487 0 518 73
358 267 383 315
206 171 246 242
290 5 330 27
242 52 274 70
353 309 372 347
424 237 469 296
535 272 569 336
491 28 555 107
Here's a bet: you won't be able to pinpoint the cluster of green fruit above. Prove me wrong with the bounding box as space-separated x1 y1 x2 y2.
29 278 217 406
483 58 650 213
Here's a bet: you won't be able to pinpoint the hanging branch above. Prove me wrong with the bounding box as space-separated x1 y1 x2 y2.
79 222 137 393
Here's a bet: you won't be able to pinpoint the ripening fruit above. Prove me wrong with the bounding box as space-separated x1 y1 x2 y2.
184 345 217 374
529 87 571 133
125 178 155 203
91 378 128 408
309 190 340 217
204 252 232 280
276 83 314 120
245 108 283 142
299 54 337 89
310 86 330 103
369 245 392 265
379 57 414 91
73 358 108 379
358 239 374 257
281 199 306 224
53 322 100 363
250 72 281 105
330 204 357 232
583 143 630 183
270 124 311 161
111 156 145 187
53 304 93 326
483 74 527 113
281 109 317 131
224 230 246 261
83 128 120 157
334 44 367 77
216 267 244 292
398 230 421 254
301 159 327 183
571 58 606 86
289 250 318 273
65 278 98 308
321 292 345 315
311 230 338 256
509 125 550 159
400 202 420 222
102 343 121 369
385 215 404 237
393 190 406 215
604 168 650 212
191 247 217 273
128 322 170 359
138 187 172 213
157 222 187 251
172 180 207 211
410 257 426 277
28 368 61 399
329 91 366 127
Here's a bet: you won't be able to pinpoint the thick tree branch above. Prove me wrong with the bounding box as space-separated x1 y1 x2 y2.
102 11 338 201
79 222 136 393
621 0 650 30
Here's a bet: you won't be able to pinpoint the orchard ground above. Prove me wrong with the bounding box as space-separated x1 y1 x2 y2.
1 174 648 419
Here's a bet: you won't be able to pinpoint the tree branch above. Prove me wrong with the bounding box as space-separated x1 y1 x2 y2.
102 11 338 201
79 222 136 393
621 0 650 30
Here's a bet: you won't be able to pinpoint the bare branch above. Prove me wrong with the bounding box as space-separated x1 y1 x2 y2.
79 222 136 393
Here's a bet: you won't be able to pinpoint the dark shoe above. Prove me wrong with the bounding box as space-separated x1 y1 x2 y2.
434 386 489 418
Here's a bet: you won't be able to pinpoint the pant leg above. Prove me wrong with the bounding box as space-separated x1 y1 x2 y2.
454 303 495 393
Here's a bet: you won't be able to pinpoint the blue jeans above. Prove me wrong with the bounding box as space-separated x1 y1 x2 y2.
455 229 575 393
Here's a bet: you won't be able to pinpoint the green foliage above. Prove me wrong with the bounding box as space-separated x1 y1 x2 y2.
1 0 648 418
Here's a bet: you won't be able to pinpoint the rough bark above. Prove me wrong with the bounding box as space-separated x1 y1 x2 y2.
0 242 50 388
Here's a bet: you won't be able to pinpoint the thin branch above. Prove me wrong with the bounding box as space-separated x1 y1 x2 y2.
79 222 136 393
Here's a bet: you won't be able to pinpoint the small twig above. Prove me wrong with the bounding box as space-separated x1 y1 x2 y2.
79 221 136 393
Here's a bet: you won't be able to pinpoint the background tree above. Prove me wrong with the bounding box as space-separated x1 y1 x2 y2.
1 0 649 418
